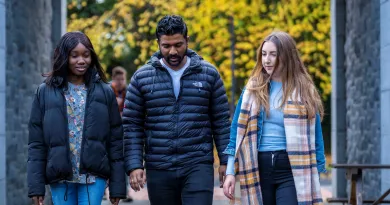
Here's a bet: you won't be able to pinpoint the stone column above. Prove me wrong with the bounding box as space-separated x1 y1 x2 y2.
344 0 381 198
51 0 66 49
331 0 347 198
381 0 390 196
0 0 6 204
5 0 55 204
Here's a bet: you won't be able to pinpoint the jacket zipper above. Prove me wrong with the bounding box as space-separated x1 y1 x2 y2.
79 85 91 174
177 70 194 99
161 69 177 100
161 66 197 156
62 91 72 180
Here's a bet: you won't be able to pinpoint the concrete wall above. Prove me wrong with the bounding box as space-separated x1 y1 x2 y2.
380 0 390 195
51 0 67 51
331 0 347 198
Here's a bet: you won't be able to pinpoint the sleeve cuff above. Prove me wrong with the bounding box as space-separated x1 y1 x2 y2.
317 164 327 173
225 155 235 176
126 163 144 175
223 147 235 156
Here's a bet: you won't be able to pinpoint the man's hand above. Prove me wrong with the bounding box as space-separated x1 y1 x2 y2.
110 197 120 205
223 175 235 200
129 169 146 192
219 165 227 188
32 196 44 205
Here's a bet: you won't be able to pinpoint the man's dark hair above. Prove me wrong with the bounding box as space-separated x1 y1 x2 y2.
156 15 188 40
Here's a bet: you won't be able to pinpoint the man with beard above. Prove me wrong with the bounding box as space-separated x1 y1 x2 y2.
122 15 230 205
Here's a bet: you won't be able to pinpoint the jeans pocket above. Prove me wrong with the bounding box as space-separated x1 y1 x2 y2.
275 157 292 170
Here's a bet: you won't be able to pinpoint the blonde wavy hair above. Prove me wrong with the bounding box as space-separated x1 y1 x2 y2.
246 31 324 120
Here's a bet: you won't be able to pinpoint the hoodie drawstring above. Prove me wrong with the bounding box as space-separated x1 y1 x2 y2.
62 177 91 205
63 182 68 201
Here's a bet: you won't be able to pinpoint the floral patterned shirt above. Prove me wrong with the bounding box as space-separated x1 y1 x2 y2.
64 83 96 184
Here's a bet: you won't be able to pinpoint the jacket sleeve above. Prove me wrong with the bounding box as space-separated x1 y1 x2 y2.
315 113 327 173
122 74 145 173
209 71 230 165
27 85 47 197
106 88 126 198
223 90 244 156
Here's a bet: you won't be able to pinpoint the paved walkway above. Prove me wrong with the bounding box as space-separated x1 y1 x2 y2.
102 170 332 205
102 166 229 205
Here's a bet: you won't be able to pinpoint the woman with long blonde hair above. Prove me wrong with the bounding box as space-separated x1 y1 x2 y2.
222 31 326 205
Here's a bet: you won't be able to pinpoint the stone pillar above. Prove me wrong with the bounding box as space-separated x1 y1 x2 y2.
381 0 390 196
344 0 381 198
4 0 65 204
331 0 347 198
51 0 66 49
0 0 6 204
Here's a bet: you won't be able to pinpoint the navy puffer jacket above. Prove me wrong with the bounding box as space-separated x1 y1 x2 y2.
123 49 230 172
27 71 126 198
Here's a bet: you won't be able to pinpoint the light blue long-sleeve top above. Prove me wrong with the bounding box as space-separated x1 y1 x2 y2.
223 85 327 175
259 81 286 151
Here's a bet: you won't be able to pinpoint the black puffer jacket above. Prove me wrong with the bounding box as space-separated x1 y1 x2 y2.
123 50 230 172
27 72 126 198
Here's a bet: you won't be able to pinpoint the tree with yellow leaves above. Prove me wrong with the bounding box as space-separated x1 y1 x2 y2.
68 0 330 101
68 0 331 153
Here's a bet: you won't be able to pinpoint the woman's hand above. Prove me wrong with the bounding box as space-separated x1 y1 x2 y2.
32 196 44 205
223 175 236 200
110 197 120 205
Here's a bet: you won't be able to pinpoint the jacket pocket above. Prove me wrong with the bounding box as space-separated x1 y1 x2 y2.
46 147 72 182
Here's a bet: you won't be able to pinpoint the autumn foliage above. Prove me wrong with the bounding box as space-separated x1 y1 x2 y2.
67 0 331 103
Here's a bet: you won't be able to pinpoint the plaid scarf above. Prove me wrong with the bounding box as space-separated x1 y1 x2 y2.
231 89 323 205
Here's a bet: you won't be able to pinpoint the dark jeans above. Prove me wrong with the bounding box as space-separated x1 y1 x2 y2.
146 163 214 205
258 150 298 205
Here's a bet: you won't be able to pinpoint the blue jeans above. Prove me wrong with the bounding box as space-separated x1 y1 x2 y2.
50 177 106 205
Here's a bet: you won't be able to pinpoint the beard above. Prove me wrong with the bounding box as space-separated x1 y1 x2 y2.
161 48 187 67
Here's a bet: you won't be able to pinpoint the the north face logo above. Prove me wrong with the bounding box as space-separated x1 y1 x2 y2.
193 82 203 88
